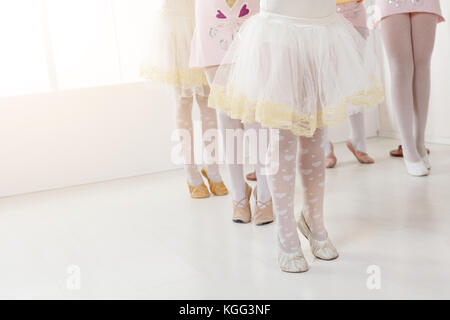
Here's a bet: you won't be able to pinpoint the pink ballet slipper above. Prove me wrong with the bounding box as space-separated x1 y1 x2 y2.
325 143 337 169
347 141 375 164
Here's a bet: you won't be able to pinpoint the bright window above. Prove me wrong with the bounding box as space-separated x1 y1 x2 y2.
0 0 158 97
0 0 50 96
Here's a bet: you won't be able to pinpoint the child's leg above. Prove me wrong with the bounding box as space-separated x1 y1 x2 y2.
174 93 203 187
324 135 337 169
410 13 438 158
267 129 301 253
205 66 247 203
196 93 223 183
298 128 328 241
346 26 370 156
324 139 332 157
217 110 247 203
381 14 420 163
348 112 367 153
298 128 339 260
246 122 271 203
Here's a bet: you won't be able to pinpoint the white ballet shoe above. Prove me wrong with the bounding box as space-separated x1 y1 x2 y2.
422 155 431 171
404 159 429 177
297 214 339 261
278 247 310 273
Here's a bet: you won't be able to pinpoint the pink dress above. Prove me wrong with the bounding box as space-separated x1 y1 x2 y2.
337 1 367 28
375 0 445 25
189 0 260 68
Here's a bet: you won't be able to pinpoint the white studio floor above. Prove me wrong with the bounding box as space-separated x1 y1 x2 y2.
0 137 449 300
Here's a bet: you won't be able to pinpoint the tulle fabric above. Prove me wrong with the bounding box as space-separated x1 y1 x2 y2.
209 11 385 137
140 0 209 97
346 28 385 115
338 1 385 115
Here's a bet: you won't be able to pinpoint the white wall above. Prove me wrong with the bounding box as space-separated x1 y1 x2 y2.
0 82 179 198
379 2 450 144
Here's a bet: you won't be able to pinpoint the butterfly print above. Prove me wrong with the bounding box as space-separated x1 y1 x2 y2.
210 3 252 50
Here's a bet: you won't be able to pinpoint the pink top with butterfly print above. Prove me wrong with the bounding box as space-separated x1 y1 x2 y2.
189 0 260 68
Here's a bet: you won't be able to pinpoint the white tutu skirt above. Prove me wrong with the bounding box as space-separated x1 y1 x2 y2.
209 11 385 137
140 8 209 97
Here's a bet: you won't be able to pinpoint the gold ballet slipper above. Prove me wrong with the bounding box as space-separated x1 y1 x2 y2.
201 168 229 196
188 183 210 199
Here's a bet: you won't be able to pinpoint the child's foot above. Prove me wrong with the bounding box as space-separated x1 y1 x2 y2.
404 159 429 177
325 143 337 169
278 247 310 273
246 171 257 182
417 145 431 170
390 145 430 158
297 214 339 261
422 154 431 171
201 168 229 196
390 145 403 158
347 141 374 164
187 183 210 199
253 188 274 226
232 184 252 224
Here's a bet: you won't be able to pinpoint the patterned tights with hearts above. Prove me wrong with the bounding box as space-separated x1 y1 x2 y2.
175 93 223 187
267 127 328 253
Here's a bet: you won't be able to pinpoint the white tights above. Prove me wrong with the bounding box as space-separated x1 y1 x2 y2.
348 112 367 153
205 66 271 204
325 26 369 156
174 92 222 187
268 128 328 253
325 112 367 156
381 13 437 162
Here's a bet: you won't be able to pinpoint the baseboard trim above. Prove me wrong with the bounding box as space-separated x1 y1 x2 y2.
379 130 450 145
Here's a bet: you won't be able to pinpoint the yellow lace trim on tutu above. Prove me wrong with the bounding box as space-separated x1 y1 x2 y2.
344 79 386 107
140 66 208 87
336 0 361 4
209 83 385 138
